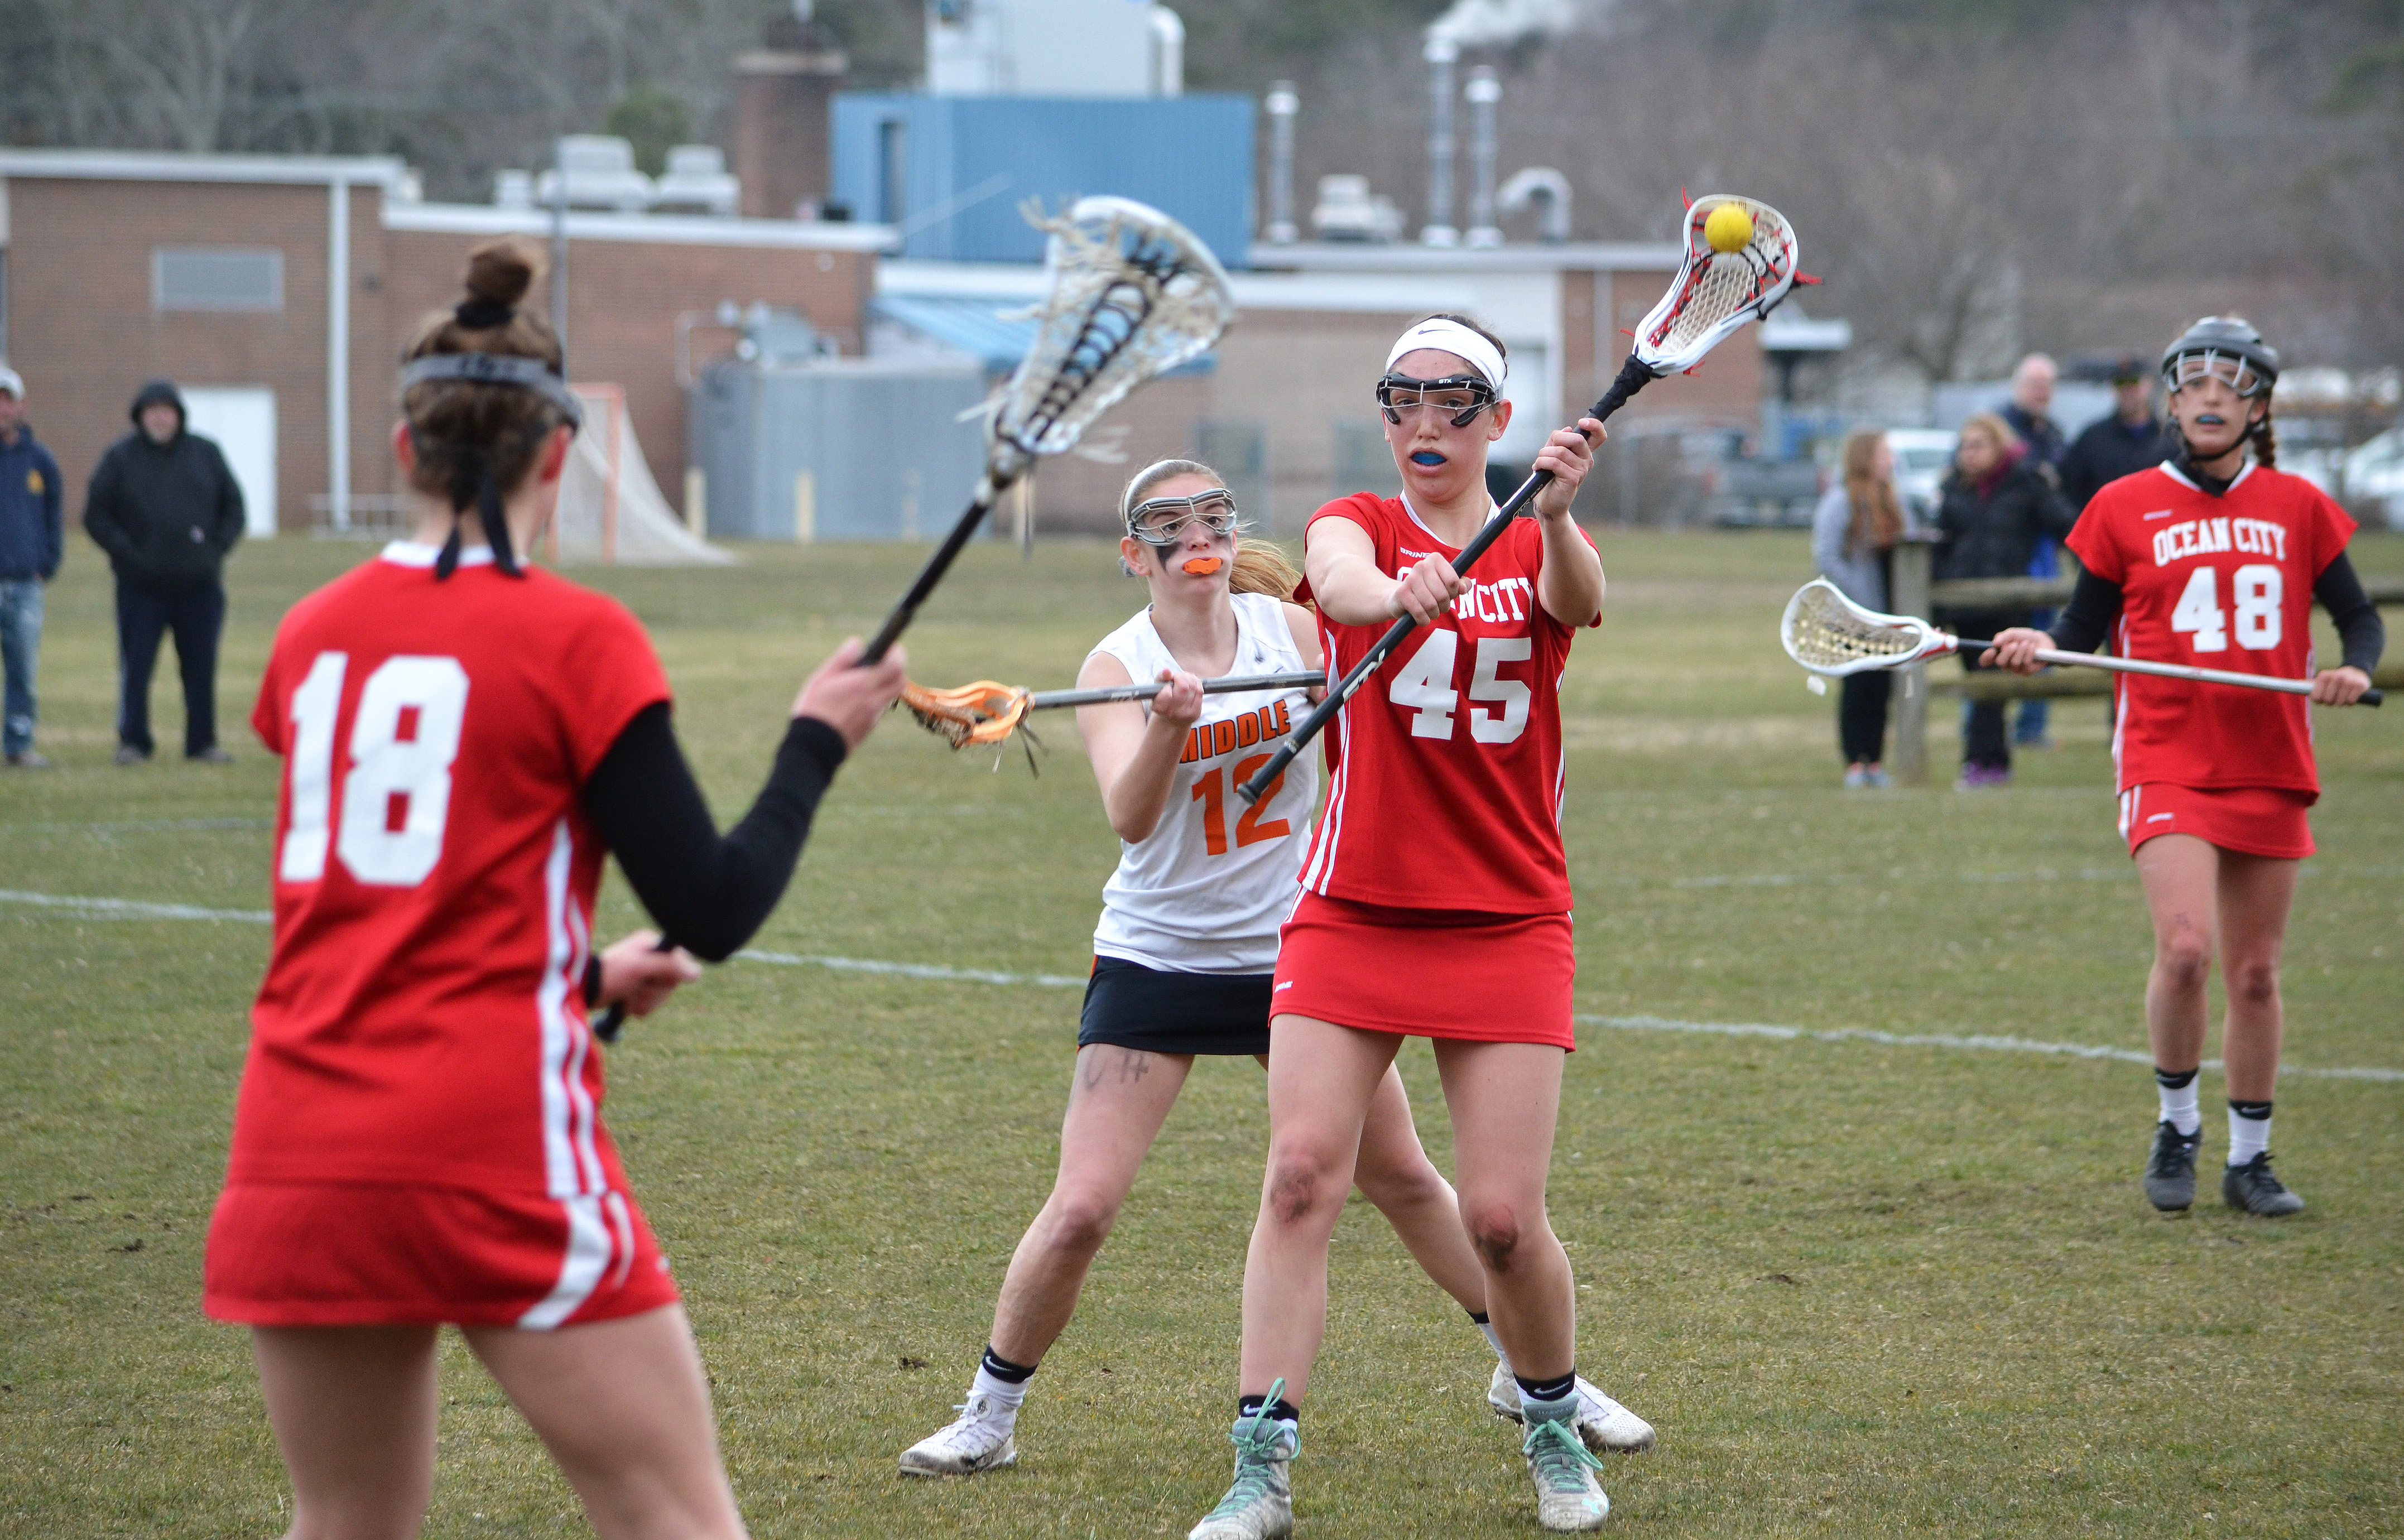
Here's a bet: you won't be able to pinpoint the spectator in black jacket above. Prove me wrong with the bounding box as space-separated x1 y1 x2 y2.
0 366 64 768
84 379 246 763
1933 411 2075 787
2061 355 2167 511
1998 353 2067 749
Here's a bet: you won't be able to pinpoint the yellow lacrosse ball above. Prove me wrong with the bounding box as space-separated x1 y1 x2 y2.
1703 203 1754 253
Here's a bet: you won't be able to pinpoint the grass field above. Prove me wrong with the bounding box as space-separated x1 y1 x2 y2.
4 528 2400 1539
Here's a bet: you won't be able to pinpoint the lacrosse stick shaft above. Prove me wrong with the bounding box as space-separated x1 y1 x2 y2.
1030 671 1325 710
863 477 1012 665
1237 356 1656 805
1956 641 2382 705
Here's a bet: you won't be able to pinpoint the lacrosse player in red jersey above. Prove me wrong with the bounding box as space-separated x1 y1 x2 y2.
901 459 1568 1479
203 237 906 1540
1187 316 1643 1540
1987 317 2382 1219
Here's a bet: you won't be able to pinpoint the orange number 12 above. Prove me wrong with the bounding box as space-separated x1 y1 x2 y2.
1192 754 1290 855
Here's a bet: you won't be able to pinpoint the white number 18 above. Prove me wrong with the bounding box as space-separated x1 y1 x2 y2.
279 652 470 888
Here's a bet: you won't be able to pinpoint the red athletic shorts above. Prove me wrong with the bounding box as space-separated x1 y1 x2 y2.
1271 892 1576 1050
2118 783 2315 860
204 1180 679 1330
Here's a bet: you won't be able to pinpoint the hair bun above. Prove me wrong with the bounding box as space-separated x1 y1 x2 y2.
463 237 543 307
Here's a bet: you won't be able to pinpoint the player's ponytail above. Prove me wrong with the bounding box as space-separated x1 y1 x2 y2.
2252 407 2278 470
1230 538 1302 600
400 237 576 579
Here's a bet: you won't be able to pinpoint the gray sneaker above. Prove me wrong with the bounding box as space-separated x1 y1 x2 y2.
1187 1380 1297 1540
1488 1359 1656 1453
112 745 150 766
2222 1152 2305 1216
1522 1411 1610 1532
2143 1120 2201 1211
186 745 234 764
3 749 50 769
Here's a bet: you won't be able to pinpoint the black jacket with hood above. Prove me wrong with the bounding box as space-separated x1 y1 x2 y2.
84 380 246 592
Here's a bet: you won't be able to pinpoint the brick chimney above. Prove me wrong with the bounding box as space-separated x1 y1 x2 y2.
732 11 847 221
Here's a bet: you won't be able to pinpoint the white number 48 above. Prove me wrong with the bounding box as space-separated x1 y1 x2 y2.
2170 564 2281 654
280 652 470 888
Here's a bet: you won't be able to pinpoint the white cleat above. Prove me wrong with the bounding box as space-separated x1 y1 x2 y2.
1523 1413 1611 1532
897 1393 1019 1476
1187 1382 1297 1540
1489 1360 1656 1454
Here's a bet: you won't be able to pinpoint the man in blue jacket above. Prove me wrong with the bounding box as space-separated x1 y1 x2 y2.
84 379 246 764
0 367 64 768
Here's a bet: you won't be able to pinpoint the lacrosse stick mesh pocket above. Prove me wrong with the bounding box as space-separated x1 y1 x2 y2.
901 681 1032 749
989 198 1235 463
1782 582 1930 673
1642 199 1798 370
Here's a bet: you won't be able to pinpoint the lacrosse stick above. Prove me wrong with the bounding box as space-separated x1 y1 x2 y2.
594 196 1235 1043
1237 194 1805 804
903 671 1326 749
1780 578 2383 704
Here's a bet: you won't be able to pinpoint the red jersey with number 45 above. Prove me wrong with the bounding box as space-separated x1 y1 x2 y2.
2067 463 2356 797
233 544 671 1196
1298 493 1598 913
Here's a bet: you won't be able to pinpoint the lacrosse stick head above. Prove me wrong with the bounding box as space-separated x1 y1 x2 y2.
1781 579 1961 676
901 680 1032 749
1632 195 1800 377
984 196 1235 479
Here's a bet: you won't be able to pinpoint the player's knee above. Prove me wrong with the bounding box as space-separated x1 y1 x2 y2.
1040 1189 1123 1257
1463 1201 1525 1272
2225 955 2281 1009
2155 933 2213 988
1354 1153 1444 1212
1263 1145 1336 1227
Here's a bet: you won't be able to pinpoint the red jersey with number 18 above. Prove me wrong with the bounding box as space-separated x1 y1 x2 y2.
2066 462 2356 797
231 543 671 1196
1297 493 1598 914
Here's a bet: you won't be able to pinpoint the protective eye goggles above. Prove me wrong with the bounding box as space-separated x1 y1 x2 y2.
1376 372 1497 428
1126 488 1241 546
2164 349 2271 400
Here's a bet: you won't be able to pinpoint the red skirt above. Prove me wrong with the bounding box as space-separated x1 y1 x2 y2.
2118 783 2314 860
1271 891 1576 1050
204 1180 679 1330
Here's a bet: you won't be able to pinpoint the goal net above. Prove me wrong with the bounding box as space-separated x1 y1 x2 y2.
551 385 737 566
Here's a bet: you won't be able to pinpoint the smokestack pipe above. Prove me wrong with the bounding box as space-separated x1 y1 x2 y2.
1264 81 1299 244
1421 34 1459 247
1464 65 1501 248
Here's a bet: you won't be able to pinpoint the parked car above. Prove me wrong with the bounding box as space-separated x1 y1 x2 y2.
1884 427 1957 517
2344 427 2404 528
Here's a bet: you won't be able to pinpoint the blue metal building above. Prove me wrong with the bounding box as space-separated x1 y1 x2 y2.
830 93 1254 266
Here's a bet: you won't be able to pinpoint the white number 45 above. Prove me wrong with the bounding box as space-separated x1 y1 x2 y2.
2171 564 2282 654
280 652 470 887
1387 631 1532 744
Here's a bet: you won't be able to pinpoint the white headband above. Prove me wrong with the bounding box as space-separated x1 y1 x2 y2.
1384 319 1507 392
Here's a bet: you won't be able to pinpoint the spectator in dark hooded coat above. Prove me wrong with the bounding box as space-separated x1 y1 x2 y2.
84 379 246 763
1933 411 2074 788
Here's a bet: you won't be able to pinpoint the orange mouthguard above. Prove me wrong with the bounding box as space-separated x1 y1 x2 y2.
1182 557 1225 575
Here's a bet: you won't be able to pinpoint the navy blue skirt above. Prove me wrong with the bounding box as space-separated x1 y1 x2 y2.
1077 956 1274 1056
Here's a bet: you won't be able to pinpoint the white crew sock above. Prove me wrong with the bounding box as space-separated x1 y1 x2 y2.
2227 1102 2272 1167
2156 1070 2201 1137
1479 1320 1506 1359
968 1364 1028 1421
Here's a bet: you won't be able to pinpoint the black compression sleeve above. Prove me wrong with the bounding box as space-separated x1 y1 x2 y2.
581 703 848 962
2045 565 2124 656
2314 551 2386 676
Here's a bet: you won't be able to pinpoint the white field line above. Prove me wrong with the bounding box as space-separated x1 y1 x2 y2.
3 889 2395 1083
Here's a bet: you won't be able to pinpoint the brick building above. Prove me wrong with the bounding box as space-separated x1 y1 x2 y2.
0 150 887 531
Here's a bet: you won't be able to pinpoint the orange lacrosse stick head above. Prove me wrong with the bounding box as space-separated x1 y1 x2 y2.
900 680 1033 749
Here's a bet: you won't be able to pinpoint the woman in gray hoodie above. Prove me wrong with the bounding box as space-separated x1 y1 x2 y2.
1810 429 1914 787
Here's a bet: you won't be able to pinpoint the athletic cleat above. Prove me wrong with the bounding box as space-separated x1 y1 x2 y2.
1187 1380 1297 1540
2222 1152 2305 1216
897 1394 1018 1476
1489 1360 1656 1454
2143 1120 2202 1211
1522 1413 1610 1532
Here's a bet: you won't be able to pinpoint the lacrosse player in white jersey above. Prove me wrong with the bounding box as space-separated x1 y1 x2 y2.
898 459 1586 1477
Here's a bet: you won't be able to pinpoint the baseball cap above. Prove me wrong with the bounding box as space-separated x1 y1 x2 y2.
0 366 22 399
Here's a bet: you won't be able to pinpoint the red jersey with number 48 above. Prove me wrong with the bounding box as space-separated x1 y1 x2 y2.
2067 463 2356 797
232 544 671 1196
1298 493 1598 913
